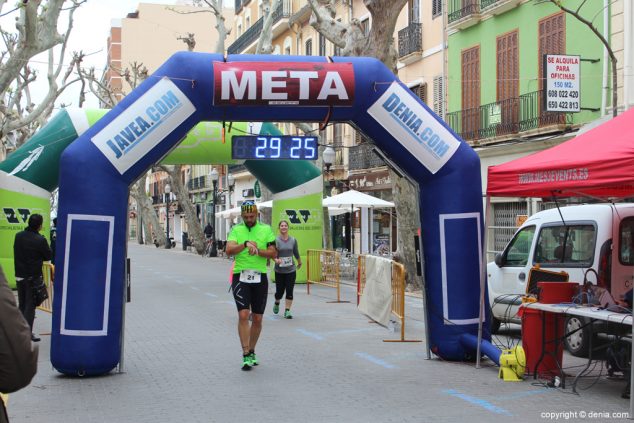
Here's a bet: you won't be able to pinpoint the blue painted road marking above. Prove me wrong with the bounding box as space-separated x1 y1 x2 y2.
443 389 512 416
296 328 325 341
355 352 397 369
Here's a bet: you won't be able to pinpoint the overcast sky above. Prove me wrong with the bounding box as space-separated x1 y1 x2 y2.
1 0 194 109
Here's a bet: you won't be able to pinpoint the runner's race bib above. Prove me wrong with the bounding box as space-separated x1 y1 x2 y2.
240 270 261 283
279 256 293 267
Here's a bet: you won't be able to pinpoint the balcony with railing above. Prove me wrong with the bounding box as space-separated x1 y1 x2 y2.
349 143 385 171
398 23 422 63
187 175 208 191
446 90 572 145
480 0 521 16
227 0 291 54
447 0 481 30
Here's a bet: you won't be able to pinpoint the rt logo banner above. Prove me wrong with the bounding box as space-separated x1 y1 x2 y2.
2 208 34 224
285 209 312 224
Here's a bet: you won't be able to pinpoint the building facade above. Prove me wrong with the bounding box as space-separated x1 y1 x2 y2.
105 2 232 243
445 0 611 258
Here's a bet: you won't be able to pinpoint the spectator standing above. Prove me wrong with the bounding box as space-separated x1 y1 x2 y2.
0 265 39 423
50 217 57 265
13 214 52 342
272 220 302 319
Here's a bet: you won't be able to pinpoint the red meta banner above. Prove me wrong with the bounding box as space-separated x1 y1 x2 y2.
213 61 355 106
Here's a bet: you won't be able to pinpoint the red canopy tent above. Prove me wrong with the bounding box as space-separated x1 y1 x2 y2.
487 107 634 199
484 109 634 413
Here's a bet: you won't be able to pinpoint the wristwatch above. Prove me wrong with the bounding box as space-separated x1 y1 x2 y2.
244 241 249 247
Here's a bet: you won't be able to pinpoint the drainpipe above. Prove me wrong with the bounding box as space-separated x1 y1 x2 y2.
442 0 448 119
624 0 632 111
601 0 609 115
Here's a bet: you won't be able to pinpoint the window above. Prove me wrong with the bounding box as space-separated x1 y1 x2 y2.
319 34 326 56
497 30 519 132
410 83 427 104
619 218 634 265
536 224 596 267
461 46 480 139
538 12 565 89
284 36 292 55
305 39 312 56
360 18 370 36
433 76 444 119
504 226 536 266
432 0 442 17
333 123 343 146
497 30 518 102
408 0 420 24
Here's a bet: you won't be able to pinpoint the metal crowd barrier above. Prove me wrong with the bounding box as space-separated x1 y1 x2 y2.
306 249 349 303
38 262 54 313
357 255 421 343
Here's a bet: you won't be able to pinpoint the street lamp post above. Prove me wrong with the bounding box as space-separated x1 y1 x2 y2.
164 183 172 249
227 173 235 209
322 146 335 175
209 168 219 257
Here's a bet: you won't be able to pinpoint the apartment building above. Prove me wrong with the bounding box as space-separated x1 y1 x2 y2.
105 2 233 242
228 0 445 253
444 0 619 257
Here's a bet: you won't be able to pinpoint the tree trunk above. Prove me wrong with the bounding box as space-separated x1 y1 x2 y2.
391 170 421 290
160 165 206 255
132 178 165 247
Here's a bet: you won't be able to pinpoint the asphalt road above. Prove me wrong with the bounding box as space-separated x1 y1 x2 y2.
6 243 632 422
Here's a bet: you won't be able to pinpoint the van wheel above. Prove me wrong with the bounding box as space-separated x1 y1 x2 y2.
490 316 501 335
564 316 592 357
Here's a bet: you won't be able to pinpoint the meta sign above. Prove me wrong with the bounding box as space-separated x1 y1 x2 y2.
544 54 580 113
213 62 355 106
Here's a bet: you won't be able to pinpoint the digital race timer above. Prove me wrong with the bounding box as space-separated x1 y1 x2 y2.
231 135 319 160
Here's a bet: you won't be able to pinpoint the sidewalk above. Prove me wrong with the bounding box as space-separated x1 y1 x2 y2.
6 243 631 422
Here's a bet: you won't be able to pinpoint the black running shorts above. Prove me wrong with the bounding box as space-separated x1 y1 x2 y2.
231 272 269 314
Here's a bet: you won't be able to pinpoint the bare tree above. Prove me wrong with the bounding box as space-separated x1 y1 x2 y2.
308 0 421 289
177 33 197 51
167 0 230 54
0 0 87 149
541 0 618 117
132 178 165 247
309 0 406 72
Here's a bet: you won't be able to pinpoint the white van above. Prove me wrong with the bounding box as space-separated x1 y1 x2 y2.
487 203 634 356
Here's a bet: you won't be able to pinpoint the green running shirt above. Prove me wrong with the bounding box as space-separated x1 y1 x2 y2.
228 221 276 274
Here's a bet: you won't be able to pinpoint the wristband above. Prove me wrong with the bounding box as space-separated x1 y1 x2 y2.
244 241 248 248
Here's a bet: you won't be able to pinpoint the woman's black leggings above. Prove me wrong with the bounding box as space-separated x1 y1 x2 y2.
274 271 296 301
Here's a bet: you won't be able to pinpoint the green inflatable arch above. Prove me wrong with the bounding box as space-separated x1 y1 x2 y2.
0 108 323 286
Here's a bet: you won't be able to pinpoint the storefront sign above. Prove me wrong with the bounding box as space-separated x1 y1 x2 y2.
348 170 392 191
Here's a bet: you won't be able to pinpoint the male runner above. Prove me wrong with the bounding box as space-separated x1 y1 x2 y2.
225 201 276 370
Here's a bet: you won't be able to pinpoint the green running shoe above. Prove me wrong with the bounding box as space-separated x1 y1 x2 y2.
284 309 293 319
273 303 279 314
249 352 259 366
241 355 252 371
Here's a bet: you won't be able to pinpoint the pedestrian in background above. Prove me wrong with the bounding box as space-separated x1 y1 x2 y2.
13 214 52 342
272 220 302 319
0 265 39 423
50 217 57 265
225 201 277 371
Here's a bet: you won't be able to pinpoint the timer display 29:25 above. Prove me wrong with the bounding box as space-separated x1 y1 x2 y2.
231 135 318 160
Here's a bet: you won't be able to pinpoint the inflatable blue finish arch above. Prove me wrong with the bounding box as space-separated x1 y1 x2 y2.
53 53 490 375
